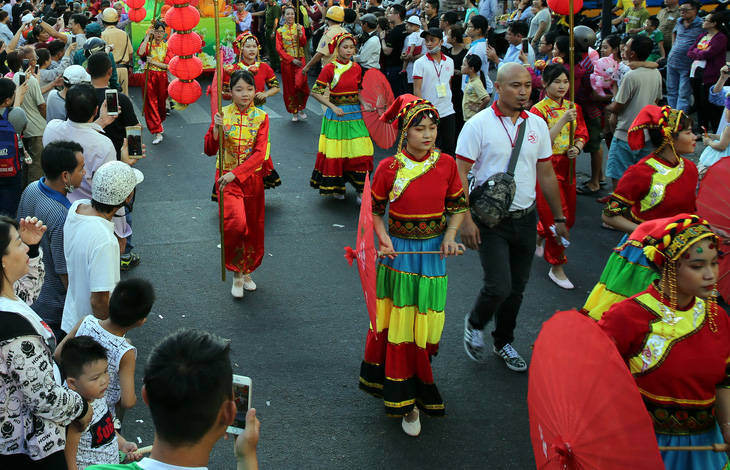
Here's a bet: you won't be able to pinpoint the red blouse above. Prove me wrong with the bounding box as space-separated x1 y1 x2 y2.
371 149 468 240
599 284 730 435
312 60 362 106
604 154 698 223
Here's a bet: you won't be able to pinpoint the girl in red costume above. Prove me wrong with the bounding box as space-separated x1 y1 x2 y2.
204 70 269 299
276 5 310 122
530 64 588 290
583 105 699 321
221 32 282 189
137 21 172 145
599 214 730 470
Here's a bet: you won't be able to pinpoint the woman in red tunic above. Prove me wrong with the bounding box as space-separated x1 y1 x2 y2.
204 70 269 298
599 215 730 470
276 5 310 122
137 21 172 145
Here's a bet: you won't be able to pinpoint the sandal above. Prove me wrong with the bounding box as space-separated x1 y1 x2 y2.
576 182 599 195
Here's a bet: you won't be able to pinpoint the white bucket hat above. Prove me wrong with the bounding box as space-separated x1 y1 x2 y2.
92 161 144 206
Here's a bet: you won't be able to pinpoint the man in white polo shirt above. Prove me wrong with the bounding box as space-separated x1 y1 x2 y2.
413 27 456 156
455 63 569 372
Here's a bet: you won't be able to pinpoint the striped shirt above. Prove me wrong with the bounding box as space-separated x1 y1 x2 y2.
668 16 703 71
17 179 71 326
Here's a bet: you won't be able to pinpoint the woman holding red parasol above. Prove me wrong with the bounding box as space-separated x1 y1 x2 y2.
276 5 310 122
581 106 699 321
310 32 374 203
599 214 730 469
204 70 268 298
223 32 282 190
358 94 467 437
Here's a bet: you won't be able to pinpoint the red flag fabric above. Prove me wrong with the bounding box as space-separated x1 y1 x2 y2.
344 172 378 332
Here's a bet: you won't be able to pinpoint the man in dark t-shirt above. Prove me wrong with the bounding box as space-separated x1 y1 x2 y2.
382 3 407 96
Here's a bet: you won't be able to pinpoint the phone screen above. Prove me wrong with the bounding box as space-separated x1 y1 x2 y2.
22 59 29 70
229 379 251 433
34 64 39 74
522 38 529 53
71 35 76 44
17 73 26 85
106 90 119 115
126 127 143 157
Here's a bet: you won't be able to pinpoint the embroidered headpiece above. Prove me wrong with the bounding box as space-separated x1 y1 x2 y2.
627 105 686 154
639 214 717 267
233 32 260 58
328 32 356 55
380 94 440 153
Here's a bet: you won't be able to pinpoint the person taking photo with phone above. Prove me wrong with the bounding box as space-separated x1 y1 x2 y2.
486 20 535 69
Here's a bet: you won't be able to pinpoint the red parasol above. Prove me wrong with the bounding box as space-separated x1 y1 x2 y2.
529 310 664 469
344 173 378 333
696 158 730 298
359 69 396 149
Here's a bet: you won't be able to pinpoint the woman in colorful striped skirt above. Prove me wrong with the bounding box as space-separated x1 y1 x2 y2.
310 32 374 204
359 94 468 437
582 105 699 321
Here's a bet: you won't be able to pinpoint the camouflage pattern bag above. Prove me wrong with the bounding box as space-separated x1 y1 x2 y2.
468 123 526 228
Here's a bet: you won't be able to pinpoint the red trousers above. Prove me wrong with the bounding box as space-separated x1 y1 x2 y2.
145 70 168 134
536 154 576 266
215 169 266 274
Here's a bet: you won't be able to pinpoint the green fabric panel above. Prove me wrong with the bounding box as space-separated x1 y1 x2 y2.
376 265 448 313
320 117 371 140
599 253 660 298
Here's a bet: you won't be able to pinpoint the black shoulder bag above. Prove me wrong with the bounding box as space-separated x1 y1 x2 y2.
468 122 527 228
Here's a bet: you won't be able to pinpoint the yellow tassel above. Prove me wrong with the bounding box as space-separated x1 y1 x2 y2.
644 245 660 262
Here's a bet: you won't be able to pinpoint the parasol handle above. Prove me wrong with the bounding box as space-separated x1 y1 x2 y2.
341 107 387 115
136 445 153 454
659 443 730 452
378 250 465 257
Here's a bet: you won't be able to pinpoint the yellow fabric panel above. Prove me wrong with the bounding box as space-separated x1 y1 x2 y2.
584 284 628 322
375 298 445 348
318 135 374 159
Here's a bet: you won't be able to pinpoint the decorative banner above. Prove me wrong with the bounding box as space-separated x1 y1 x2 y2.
130 19 236 73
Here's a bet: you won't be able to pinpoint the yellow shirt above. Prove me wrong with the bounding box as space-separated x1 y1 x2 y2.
102 26 133 65
316 24 347 66
462 76 489 121
616 0 646 11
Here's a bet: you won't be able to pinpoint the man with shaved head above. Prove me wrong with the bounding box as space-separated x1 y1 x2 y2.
455 62 569 372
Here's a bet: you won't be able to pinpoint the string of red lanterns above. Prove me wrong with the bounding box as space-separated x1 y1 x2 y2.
165 0 203 104
127 0 147 23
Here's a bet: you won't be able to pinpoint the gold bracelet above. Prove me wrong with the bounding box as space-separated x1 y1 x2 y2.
447 226 459 232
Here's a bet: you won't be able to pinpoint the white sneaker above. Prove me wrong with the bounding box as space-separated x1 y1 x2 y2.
243 274 257 291
152 134 163 145
231 277 244 298
333 194 345 200
401 408 421 437
463 314 487 362
292 114 299 122
535 239 544 258
493 343 528 372
298 111 307 120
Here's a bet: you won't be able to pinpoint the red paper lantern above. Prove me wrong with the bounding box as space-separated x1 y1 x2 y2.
128 7 146 22
168 79 202 104
126 0 145 8
189 0 199 6
165 5 200 31
168 31 202 55
546 0 583 16
171 0 191 5
169 56 203 80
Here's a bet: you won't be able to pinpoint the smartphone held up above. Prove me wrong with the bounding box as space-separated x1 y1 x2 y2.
227 375 252 435
105 89 119 116
126 126 143 158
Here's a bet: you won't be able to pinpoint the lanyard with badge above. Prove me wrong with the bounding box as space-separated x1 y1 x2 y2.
432 57 448 98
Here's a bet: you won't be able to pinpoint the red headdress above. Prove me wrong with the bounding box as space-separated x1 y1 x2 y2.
328 32 357 56
233 32 260 58
627 105 687 154
380 94 440 152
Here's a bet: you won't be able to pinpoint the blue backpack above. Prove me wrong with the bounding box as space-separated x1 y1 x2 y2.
0 107 20 178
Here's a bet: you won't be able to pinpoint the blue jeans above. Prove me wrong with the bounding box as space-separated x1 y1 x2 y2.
0 173 22 218
606 136 652 181
666 65 692 112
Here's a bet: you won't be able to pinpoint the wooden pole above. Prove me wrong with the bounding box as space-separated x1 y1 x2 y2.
659 443 730 452
568 0 575 181
213 0 227 282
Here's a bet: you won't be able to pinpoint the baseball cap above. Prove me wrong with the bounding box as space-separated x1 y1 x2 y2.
420 27 442 39
85 22 102 36
406 15 420 26
360 13 377 26
92 161 144 206
63 65 91 86
101 7 119 22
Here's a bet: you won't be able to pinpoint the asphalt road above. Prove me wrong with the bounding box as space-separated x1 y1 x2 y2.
116 76 696 469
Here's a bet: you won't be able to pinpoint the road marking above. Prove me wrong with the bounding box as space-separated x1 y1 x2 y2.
261 105 282 119
179 101 213 124
305 100 324 116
